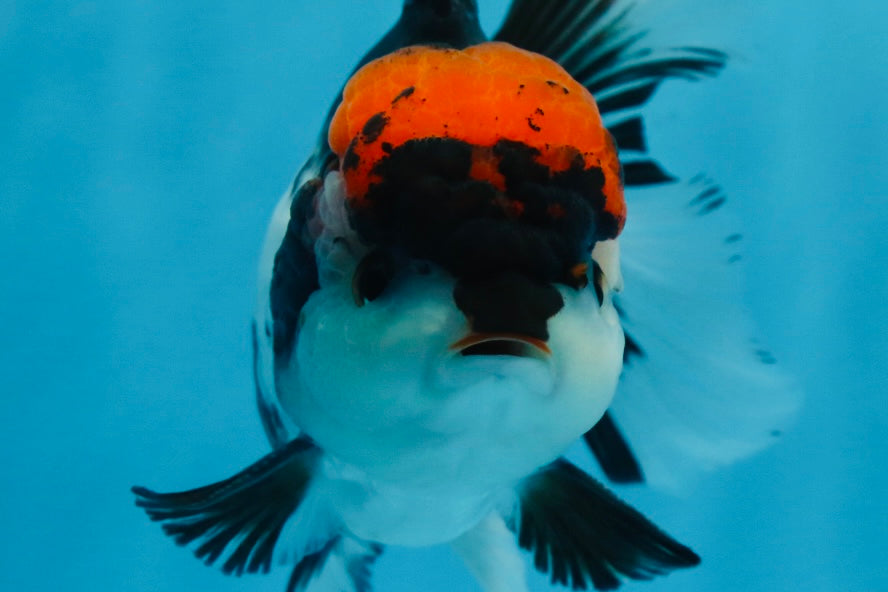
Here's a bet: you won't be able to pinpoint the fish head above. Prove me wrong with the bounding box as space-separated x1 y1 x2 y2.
278 43 626 468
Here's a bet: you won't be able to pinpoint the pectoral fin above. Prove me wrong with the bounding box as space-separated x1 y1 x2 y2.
513 458 699 590
583 411 644 484
132 437 321 575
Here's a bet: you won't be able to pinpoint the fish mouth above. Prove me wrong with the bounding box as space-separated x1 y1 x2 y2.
449 333 551 361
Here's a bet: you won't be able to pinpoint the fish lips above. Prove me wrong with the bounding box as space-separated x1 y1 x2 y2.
450 332 551 361
431 331 556 396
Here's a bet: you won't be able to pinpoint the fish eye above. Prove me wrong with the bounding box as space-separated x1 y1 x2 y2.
352 250 396 306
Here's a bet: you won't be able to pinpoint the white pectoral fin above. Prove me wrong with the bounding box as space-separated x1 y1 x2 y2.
608 179 802 490
511 459 699 590
451 511 528 592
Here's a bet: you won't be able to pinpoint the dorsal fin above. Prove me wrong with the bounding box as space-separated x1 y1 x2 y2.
494 0 725 187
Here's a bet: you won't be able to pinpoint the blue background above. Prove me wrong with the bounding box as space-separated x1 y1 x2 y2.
2 1 886 590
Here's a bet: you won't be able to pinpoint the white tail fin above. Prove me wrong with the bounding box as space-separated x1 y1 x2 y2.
609 177 801 491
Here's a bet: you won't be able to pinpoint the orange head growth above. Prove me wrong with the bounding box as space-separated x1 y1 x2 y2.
328 41 625 239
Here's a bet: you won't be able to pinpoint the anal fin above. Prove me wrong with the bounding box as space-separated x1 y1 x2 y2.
287 536 383 592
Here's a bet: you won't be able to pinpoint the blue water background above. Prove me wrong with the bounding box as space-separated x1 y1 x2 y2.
2 1 886 590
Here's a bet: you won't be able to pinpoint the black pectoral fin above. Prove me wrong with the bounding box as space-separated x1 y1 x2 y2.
583 411 644 484
133 437 321 575
514 458 699 590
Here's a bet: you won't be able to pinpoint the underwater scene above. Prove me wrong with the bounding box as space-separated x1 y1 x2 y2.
2 1 886 591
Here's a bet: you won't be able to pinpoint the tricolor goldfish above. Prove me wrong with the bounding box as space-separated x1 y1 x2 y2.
134 2 798 590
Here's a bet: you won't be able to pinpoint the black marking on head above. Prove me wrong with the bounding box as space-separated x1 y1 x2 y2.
351 137 608 289
356 136 481 259
550 158 607 209
392 86 415 104
526 117 541 132
493 139 544 187
381 142 393 154
545 79 570 94
361 112 390 144
491 138 614 241
453 272 564 340
342 138 360 172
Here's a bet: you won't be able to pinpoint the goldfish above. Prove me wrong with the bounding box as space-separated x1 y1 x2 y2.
134 1 798 590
